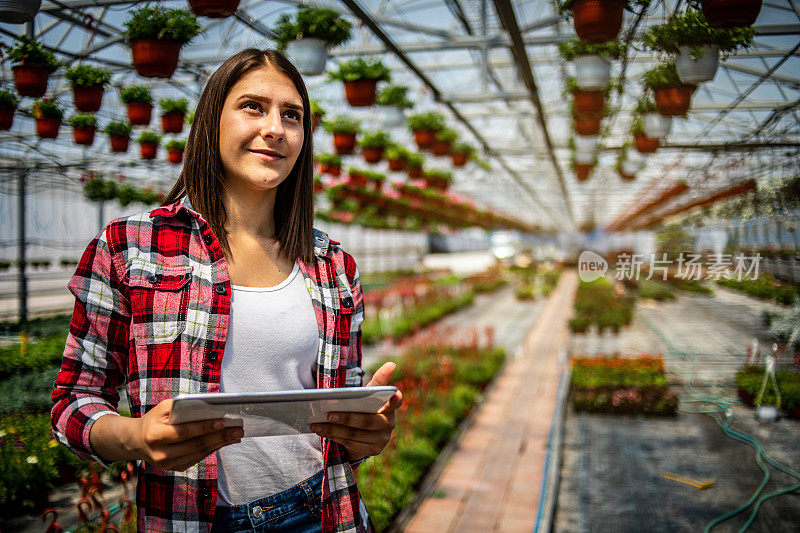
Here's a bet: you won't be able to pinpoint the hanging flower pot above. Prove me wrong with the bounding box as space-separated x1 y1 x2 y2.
274 5 352 74
109 134 130 153
574 134 598 153
388 157 406 171
574 54 611 90
320 163 341 176
167 149 184 164
35 116 61 138
161 112 185 134
13 65 51 98
124 6 201 78
125 102 151 125
72 126 96 146
451 153 468 167
0 106 14 130
618 168 636 181
431 140 451 156
32 98 64 139
130 39 182 78
407 165 423 179
620 158 640 180
348 170 368 188
0 0 42 23
103 121 132 153
285 38 328 76
7 36 60 97
700 0 762 28
358 130 391 164
333 132 356 155
653 85 695 116
676 45 720 84
634 134 660 154
574 163 593 182
572 90 605 117
343 79 379 107
66 65 112 112
329 58 391 107
140 142 158 159
412 130 435 150
643 113 672 139
362 147 383 164
188 0 240 18
570 0 624 44
72 86 104 112
573 114 601 136
574 150 596 165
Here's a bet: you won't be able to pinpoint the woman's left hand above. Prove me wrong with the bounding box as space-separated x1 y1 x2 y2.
311 362 403 462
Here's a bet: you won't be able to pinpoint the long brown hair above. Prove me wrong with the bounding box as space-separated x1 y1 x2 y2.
163 49 315 263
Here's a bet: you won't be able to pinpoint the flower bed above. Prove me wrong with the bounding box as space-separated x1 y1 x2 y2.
569 277 635 333
636 279 676 301
514 266 562 300
569 355 678 415
736 365 800 418
716 275 797 305
357 334 505 531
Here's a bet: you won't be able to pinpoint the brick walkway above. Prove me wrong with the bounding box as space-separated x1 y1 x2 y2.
404 271 578 533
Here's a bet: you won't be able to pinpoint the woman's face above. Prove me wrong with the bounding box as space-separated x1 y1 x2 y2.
218 65 305 194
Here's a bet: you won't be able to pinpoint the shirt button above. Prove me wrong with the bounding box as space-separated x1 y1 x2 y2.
203 234 213 246
201 487 211 498
208 353 218 362
146 273 158 284
215 285 226 295
252 505 263 519
342 297 353 308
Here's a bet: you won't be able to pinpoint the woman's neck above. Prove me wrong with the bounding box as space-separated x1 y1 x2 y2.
222 183 277 241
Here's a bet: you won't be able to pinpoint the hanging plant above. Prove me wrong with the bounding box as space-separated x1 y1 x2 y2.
328 58 391 107
405 152 425 179
103 121 132 153
0 90 19 131
65 64 112 113
273 5 352 76
69 114 97 146
556 0 651 44
558 40 624 90
7 36 61 98
631 117 660 153
0 0 42 24
188 0 240 19
407 111 446 150
123 5 202 78
451 142 476 167
615 144 641 181
432 128 458 156
316 153 342 176
322 115 360 155
567 77 607 118
310 100 325 132
137 131 162 160
643 61 696 117
358 130 392 164
120 86 153 125
165 139 186 164
695 0 763 29
363 169 386 191
32 98 63 138
83 176 118 203
385 145 410 171
376 84 413 127
573 162 594 182
423 169 453 191
635 97 672 139
159 98 189 134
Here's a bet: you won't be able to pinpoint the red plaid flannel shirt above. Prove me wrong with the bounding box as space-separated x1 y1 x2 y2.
52 197 374 532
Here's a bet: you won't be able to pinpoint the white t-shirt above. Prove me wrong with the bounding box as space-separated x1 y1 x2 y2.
216 261 324 506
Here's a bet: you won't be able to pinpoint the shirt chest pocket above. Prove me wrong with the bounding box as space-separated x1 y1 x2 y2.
127 263 193 347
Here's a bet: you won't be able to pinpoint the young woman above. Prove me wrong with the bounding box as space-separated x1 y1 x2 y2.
52 49 402 533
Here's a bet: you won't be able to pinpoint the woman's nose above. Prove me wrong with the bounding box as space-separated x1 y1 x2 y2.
261 108 285 141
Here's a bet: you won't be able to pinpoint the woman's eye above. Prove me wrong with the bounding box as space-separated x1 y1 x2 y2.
284 109 301 120
242 101 262 112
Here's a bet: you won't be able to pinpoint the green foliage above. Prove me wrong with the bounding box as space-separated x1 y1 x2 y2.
65 64 112 88
376 84 413 108
384 144 410 160
358 130 392 149
634 97 657 115
159 97 189 115
655 223 693 261
573 277 635 332
103 121 132 137
309 100 325 117
406 152 425 167
630 116 645 136
643 10 755 57
637 279 676 301
68 114 97 129
0 367 59 416
32 99 63 119
315 153 342 166
424 169 453 183
7 36 61 71
643 61 693 89
328 58 391 82
558 39 625 60
451 142 476 156
137 130 162 145
0 334 66 379
165 139 186 151
0 90 19 109
83 177 117 202
272 5 352 51
406 111 446 133
765 305 800 350
322 114 360 134
0 314 70 336
123 5 202 44
736 365 800 410
435 127 458 143
119 86 153 104
717 275 797 306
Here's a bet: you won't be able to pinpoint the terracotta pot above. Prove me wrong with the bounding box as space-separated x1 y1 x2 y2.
431 140 451 156
188 0 240 18
573 115 601 135
407 165 423 179
332 132 356 155
388 158 406 171
73 126 96 146
314 182 324 194
572 90 605 117
320 163 341 176
349 172 368 188
109 134 130 153
619 168 636 182
413 130 436 150
167 148 184 164
362 147 384 164
161 112 185 134
653 85 695 117
571 0 624 44
73 85 104 112
12 64 50 97
451 153 468 167
700 0 762 28
0 107 14 130
35 117 60 138
130 39 182 78
127 102 153 125
343 78 379 107
634 134 660 154
140 141 158 160
574 163 593 181
311 113 321 133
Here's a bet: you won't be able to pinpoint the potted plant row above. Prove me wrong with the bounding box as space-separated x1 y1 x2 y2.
123 5 202 79
120 86 153 125
359 130 393 164
407 111 446 150
328 58 391 106
65 64 112 112
376 84 414 127
322 115 360 154
7 36 61 98
32 98 63 138
643 61 696 117
159 97 188 134
273 5 352 76
0 90 19 130
558 39 624 90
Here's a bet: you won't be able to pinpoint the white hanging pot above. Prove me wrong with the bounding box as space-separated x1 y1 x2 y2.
285 38 328 76
0 0 41 23
643 113 672 139
574 151 596 165
676 45 720 85
624 150 646 172
621 159 640 176
380 106 405 128
574 134 598 153
573 54 611 91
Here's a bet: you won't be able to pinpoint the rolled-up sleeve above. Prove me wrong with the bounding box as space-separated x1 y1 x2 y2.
344 259 365 388
51 225 130 464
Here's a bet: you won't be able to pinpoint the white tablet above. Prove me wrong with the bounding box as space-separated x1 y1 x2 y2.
169 386 397 438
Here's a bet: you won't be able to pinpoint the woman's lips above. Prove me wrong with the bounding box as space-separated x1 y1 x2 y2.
250 150 285 161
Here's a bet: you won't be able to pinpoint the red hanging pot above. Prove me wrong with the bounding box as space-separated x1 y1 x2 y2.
127 102 153 125
574 163 593 182
343 79 379 107
571 0 624 44
653 85 695 117
574 115 601 136
0 107 14 130
311 113 321 133
140 141 158 160
407 165 423 179
431 140 451 156
634 134 660 154
161 112 185 134
572 90 605 117
167 148 184 164
109 134 130 153
349 172 368 188
388 158 406 171
413 130 436 150
362 147 383 164
12 65 51 98
130 39 182 78
73 85 104 113
188 0 240 18
332 132 356 155
700 0 762 28
73 126 96 146
451 153 468 167
619 169 636 182
35 117 60 139
320 163 341 176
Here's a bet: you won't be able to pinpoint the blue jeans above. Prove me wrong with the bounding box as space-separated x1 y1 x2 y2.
212 470 323 532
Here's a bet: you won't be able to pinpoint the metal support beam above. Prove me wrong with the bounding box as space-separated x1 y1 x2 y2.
17 169 27 324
